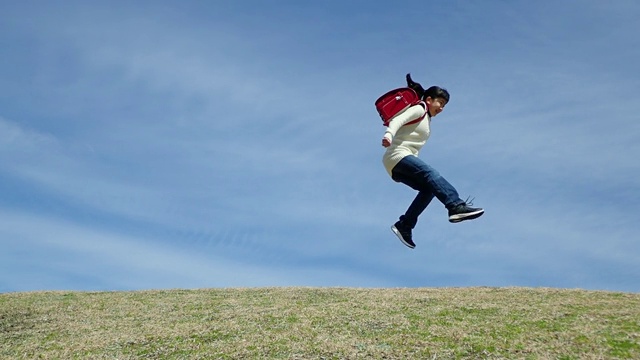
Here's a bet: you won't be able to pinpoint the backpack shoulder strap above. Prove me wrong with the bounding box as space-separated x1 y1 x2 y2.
404 101 429 126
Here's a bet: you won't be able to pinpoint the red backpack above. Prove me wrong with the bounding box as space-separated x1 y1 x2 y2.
374 74 428 126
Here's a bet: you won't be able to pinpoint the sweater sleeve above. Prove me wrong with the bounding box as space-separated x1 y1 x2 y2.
383 104 427 140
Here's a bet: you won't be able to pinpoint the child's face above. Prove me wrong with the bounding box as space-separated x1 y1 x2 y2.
426 97 447 117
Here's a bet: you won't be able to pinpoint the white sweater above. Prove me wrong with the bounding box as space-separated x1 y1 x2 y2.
382 104 431 176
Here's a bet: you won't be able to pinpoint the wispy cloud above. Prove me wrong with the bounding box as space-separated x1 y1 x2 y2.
1 1 639 292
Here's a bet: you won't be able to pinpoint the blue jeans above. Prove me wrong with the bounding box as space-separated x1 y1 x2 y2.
391 155 464 229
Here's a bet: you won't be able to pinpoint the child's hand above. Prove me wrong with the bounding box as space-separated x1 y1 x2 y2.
382 137 391 147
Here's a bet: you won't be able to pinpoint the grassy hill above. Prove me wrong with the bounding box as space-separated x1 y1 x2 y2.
1 287 639 359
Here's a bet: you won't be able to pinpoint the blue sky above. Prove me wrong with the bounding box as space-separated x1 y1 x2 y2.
1 1 638 293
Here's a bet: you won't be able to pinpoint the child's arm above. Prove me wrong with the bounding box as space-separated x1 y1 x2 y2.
381 104 426 147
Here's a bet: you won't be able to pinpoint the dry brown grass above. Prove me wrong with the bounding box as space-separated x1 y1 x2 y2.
1 287 639 359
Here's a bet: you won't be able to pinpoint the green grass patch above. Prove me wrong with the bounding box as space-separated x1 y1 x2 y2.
1 287 638 359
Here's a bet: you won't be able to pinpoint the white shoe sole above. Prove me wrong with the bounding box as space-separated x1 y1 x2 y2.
391 225 415 249
449 209 484 223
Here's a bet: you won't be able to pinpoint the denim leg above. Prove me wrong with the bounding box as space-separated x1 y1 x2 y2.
391 155 463 227
400 191 435 229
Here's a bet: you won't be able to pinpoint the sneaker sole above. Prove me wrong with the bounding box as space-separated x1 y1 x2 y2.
391 225 415 249
449 209 484 223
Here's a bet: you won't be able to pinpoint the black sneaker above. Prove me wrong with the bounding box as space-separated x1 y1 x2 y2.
448 201 484 223
391 221 415 249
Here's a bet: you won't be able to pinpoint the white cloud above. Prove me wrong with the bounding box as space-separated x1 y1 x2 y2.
1 1 639 292
0 209 389 291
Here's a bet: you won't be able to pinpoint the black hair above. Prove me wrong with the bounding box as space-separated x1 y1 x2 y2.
405 73 450 103
423 86 450 104
406 73 426 98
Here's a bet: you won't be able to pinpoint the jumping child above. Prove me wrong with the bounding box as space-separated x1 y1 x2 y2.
382 75 484 249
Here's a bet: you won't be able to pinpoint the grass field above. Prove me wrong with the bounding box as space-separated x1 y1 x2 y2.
1 287 639 359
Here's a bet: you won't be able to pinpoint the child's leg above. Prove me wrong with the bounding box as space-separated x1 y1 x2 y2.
399 191 435 228
391 155 464 212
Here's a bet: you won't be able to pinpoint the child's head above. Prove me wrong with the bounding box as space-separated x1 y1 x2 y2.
423 86 450 117
423 86 450 103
